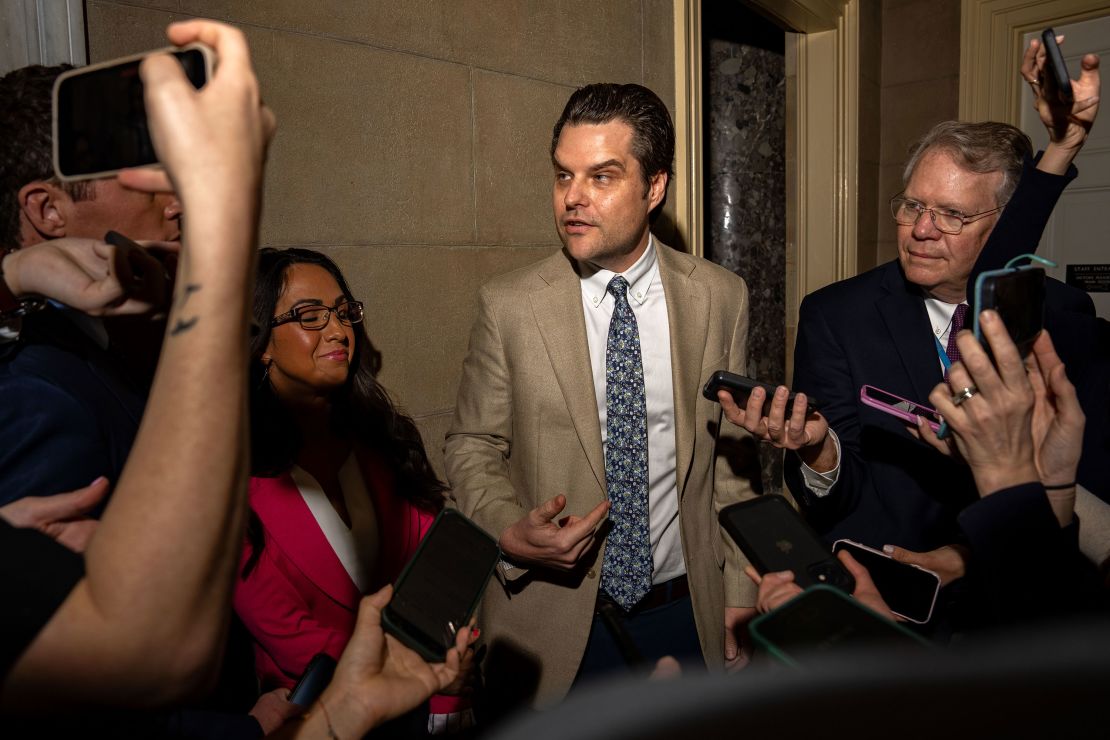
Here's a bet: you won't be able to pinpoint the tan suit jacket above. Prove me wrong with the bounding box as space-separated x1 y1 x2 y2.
444 241 758 706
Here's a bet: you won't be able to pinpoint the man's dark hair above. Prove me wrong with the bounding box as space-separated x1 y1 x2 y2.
551 83 675 197
0 64 95 247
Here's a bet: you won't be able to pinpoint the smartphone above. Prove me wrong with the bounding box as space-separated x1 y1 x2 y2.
381 509 500 661
1041 28 1074 104
831 540 941 624
718 496 855 593
859 385 941 433
972 265 1046 361
749 585 930 667
702 370 818 417
288 653 337 708
53 44 214 181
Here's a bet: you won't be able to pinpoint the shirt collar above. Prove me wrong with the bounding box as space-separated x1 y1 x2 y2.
580 235 659 309
923 295 966 338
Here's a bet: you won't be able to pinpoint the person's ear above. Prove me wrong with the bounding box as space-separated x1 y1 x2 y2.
18 181 70 240
647 171 668 212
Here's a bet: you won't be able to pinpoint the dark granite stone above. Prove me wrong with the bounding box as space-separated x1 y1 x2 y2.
703 6 786 496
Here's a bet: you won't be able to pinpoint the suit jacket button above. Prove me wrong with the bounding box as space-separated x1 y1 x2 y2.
587 569 596 579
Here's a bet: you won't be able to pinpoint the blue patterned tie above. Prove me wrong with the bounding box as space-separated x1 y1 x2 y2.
601 276 653 610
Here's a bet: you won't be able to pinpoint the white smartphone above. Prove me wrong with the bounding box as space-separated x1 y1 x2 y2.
832 539 941 624
52 43 214 181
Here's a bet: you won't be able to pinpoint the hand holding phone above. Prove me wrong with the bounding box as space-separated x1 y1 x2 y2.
860 385 941 433
382 509 499 661
972 265 1046 363
53 44 214 180
832 540 940 624
720 496 855 593
1040 28 1074 104
749 585 930 667
703 371 817 416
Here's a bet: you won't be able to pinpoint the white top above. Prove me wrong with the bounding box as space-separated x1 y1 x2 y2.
579 236 684 585
291 453 378 592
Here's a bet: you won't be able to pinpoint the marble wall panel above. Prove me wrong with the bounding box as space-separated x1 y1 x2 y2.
704 11 787 495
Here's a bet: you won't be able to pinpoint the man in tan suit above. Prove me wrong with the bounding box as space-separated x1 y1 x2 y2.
445 83 758 710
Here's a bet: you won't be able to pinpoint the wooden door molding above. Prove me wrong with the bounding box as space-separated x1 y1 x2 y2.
960 0 1110 123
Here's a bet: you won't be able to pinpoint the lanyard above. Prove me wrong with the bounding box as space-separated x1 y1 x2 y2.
934 335 951 371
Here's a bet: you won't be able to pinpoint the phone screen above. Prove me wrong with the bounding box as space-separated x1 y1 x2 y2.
54 48 209 178
832 541 940 624
975 267 1045 359
751 585 930 666
862 386 941 426
385 510 499 658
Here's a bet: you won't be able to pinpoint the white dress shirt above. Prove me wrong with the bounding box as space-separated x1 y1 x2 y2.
579 236 684 585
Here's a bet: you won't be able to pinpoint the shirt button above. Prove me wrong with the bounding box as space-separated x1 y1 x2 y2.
587 568 596 579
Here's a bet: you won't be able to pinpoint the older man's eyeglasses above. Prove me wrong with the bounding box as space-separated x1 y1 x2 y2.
889 194 1003 235
271 301 365 330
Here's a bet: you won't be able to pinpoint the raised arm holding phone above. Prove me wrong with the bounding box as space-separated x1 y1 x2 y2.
1 19 274 709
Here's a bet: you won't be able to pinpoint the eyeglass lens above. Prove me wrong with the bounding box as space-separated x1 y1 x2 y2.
297 303 363 328
892 200 964 234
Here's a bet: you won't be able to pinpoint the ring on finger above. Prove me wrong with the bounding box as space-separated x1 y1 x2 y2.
950 386 978 407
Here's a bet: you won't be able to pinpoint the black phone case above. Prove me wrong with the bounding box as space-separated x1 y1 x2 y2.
1041 28 1074 103
381 509 500 662
288 653 337 708
719 496 854 593
701 370 818 416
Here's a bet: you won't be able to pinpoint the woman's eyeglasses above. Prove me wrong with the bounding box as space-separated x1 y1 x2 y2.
270 301 365 330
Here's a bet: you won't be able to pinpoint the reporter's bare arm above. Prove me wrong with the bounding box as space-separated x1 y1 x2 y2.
2 20 274 709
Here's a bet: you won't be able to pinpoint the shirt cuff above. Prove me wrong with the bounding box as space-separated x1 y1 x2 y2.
427 708 476 735
0 317 20 343
798 428 841 498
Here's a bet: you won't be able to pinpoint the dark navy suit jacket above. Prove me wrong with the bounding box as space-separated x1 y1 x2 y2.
0 307 144 506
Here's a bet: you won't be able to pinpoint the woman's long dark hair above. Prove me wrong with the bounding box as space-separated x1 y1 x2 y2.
243 248 445 576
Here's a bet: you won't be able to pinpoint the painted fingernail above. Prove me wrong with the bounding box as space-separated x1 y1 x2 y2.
471 626 481 638
882 544 894 554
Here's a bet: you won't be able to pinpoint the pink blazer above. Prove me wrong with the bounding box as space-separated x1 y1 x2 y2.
233 450 433 690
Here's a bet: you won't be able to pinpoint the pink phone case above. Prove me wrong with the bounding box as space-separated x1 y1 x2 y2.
859 385 941 432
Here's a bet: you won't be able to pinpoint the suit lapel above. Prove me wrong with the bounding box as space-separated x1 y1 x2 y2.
657 245 708 497
876 263 944 404
250 475 362 609
530 253 606 492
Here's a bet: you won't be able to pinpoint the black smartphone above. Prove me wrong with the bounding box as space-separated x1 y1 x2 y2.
288 652 337 708
972 265 1046 361
702 370 818 417
831 540 941 624
381 509 500 661
1041 28 1074 104
749 585 930 667
53 44 213 180
718 496 854 593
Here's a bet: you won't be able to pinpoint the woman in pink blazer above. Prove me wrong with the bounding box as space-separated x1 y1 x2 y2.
234 248 470 725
